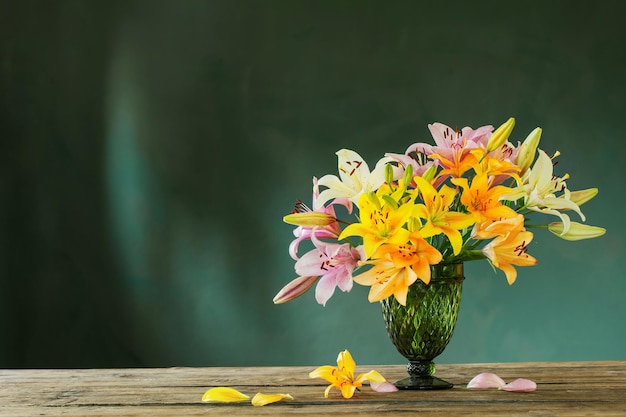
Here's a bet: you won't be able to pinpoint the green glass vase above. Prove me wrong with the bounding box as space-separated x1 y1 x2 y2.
380 262 464 390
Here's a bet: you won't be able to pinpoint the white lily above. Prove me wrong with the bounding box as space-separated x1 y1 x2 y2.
315 149 392 209
501 149 585 235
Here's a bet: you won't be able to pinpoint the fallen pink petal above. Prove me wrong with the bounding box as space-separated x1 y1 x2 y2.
370 381 399 393
467 372 506 389
500 378 537 392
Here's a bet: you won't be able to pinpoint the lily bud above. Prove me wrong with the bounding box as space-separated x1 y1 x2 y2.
283 212 337 227
516 127 542 174
420 164 438 183
402 163 413 187
273 275 319 304
486 117 515 153
569 188 598 206
384 163 394 186
548 222 606 241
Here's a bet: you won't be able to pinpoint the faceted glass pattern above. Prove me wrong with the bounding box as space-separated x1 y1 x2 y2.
380 262 464 389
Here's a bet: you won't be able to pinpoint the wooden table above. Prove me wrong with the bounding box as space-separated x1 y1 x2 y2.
1 361 625 416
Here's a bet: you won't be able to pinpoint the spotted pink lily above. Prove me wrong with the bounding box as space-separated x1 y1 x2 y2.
385 142 439 186
288 177 352 261
427 122 494 179
275 233 365 306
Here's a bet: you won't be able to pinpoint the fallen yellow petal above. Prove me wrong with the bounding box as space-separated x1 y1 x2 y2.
251 392 294 406
202 387 250 402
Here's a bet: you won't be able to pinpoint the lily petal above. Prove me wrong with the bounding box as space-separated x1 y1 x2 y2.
202 387 250 402
500 378 537 392
467 372 506 389
370 381 399 393
251 392 294 406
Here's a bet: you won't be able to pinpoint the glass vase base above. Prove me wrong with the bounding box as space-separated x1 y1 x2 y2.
393 375 453 390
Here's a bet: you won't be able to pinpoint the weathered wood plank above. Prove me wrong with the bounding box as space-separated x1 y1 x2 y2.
1 361 625 416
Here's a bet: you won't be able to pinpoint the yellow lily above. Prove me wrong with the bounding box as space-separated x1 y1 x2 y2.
353 236 442 304
338 191 413 258
413 176 475 256
309 349 397 398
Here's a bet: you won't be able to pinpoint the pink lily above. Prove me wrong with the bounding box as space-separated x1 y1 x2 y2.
424 122 495 181
289 177 352 260
427 122 493 162
294 234 365 306
385 142 439 183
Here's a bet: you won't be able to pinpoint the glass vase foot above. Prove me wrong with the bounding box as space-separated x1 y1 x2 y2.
394 375 453 390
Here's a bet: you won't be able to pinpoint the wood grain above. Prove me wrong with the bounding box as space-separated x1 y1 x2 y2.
1 361 625 416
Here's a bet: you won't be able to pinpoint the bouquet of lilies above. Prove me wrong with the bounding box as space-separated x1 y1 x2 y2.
274 118 605 307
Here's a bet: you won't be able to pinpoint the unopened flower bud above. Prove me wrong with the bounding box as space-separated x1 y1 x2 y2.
516 127 542 174
569 188 598 206
283 212 337 227
273 275 319 304
548 222 606 241
486 117 515 153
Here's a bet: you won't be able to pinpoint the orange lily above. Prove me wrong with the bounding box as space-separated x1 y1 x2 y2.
480 216 537 284
353 235 442 305
470 149 521 184
430 146 479 179
452 173 517 224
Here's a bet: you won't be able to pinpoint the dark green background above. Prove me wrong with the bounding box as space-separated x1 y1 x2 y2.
1 0 624 368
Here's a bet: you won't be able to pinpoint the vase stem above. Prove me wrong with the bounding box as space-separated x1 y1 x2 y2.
392 360 453 390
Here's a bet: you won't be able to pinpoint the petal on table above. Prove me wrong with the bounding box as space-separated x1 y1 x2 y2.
251 392 294 406
500 378 537 392
202 387 250 402
467 373 506 389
